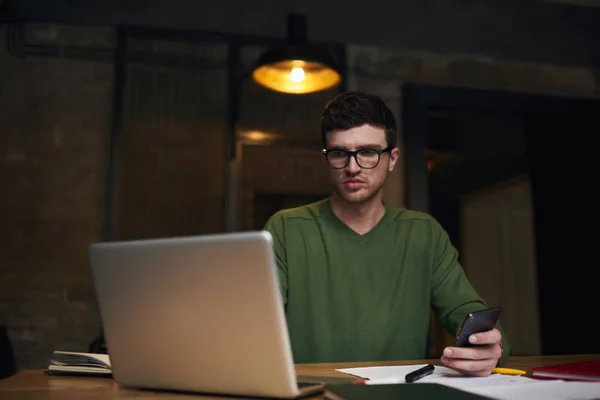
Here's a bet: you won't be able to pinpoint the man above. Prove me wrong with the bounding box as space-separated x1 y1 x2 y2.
264 91 510 376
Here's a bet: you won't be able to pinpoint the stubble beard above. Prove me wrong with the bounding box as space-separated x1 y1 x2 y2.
333 175 387 206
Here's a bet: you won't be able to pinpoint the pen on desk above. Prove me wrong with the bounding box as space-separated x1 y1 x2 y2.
352 364 436 385
405 364 435 383
492 367 527 376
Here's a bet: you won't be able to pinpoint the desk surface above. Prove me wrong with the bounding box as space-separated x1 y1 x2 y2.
1 354 599 399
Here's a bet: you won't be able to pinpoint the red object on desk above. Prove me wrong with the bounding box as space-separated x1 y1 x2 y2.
531 361 600 382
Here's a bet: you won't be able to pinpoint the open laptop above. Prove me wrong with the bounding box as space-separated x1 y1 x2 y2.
89 231 325 399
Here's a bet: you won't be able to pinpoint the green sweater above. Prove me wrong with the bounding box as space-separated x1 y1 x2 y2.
264 198 510 365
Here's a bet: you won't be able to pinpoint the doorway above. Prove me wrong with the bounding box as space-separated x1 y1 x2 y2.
402 84 600 356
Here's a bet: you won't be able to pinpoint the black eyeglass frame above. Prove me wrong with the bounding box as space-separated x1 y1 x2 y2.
322 146 393 169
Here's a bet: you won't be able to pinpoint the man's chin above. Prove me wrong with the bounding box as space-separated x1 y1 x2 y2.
335 187 376 204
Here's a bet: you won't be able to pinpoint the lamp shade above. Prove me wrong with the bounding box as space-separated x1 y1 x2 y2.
251 14 342 94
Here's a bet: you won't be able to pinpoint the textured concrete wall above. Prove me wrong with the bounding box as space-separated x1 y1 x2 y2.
0 25 112 370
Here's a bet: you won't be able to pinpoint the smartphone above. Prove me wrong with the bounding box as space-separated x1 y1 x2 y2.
455 306 502 347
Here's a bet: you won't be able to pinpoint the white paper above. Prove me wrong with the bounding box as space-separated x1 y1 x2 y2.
468 380 600 400
337 364 444 380
336 364 534 387
336 364 600 399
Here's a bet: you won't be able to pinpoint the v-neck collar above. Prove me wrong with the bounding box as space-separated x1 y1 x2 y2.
320 197 391 243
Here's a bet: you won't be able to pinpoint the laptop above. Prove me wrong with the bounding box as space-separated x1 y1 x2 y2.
89 231 325 399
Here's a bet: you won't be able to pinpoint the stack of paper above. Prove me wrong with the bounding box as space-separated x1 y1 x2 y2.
47 351 112 376
336 364 600 400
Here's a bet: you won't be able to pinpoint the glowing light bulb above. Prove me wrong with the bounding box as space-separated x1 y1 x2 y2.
289 67 305 82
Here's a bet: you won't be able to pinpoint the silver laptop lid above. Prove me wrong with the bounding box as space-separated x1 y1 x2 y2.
89 231 301 398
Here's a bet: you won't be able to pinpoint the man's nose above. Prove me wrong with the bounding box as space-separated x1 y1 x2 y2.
346 155 361 174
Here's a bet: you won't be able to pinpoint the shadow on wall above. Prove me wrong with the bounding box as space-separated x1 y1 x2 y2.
0 326 17 380
88 332 108 355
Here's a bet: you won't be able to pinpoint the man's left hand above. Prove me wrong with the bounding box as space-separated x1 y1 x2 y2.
440 328 503 377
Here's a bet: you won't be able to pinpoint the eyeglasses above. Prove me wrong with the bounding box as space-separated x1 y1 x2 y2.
322 147 392 169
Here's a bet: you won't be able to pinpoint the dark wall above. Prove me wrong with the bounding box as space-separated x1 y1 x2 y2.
3 0 600 68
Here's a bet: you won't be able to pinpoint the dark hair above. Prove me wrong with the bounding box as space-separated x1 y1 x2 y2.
320 91 397 148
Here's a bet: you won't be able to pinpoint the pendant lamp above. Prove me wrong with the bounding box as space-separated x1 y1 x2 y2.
251 14 342 94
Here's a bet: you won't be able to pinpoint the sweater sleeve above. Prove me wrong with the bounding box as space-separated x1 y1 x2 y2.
429 218 511 366
264 212 289 307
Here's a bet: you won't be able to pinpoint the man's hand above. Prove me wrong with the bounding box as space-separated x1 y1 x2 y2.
440 328 503 377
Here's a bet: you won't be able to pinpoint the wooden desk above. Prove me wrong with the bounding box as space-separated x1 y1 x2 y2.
1 355 599 399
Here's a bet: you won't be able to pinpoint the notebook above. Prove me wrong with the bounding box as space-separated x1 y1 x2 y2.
324 383 492 400
531 361 600 382
46 351 111 376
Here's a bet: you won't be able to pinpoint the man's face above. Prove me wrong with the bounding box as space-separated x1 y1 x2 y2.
324 124 399 205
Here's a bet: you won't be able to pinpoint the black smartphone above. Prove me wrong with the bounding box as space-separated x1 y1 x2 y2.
455 307 502 347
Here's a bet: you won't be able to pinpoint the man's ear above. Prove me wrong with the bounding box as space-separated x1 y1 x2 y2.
388 147 400 172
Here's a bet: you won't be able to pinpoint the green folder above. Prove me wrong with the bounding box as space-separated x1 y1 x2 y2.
324 383 493 399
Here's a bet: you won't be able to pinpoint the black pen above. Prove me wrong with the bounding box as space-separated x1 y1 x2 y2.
405 364 435 383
